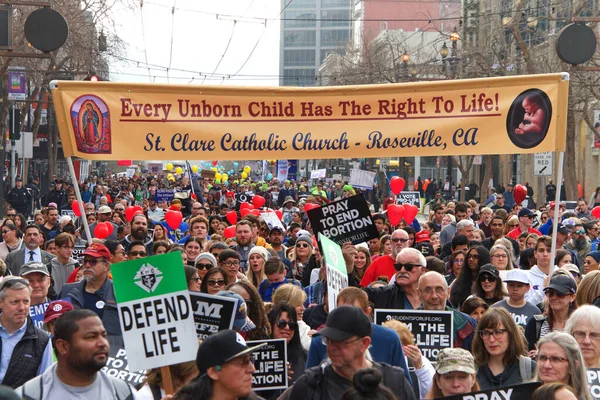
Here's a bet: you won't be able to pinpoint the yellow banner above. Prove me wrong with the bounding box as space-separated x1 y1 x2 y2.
50 73 569 161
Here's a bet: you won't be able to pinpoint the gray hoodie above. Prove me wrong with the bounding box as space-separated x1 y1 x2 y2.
48 258 79 294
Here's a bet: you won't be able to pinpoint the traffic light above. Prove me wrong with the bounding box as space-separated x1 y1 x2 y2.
9 107 21 141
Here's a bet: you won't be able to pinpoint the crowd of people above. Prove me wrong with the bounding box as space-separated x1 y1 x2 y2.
0 170 599 399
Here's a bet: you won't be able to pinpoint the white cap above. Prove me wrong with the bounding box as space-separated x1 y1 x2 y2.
504 269 529 284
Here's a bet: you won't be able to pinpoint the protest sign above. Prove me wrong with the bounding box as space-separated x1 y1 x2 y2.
189 292 236 339
307 195 378 245
310 169 327 179
437 382 541 400
375 309 453 362
200 169 216 179
260 211 285 231
29 298 71 330
235 191 255 210
320 234 348 311
61 209 76 219
111 252 198 371
154 189 175 203
395 191 422 210
247 339 288 391
588 368 600 399
72 244 86 262
102 345 146 387
350 169 377 189
277 160 289 182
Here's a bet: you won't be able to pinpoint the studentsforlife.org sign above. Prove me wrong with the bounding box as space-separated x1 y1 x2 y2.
247 339 288 391
111 252 198 372
189 291 236 339
374 309 453 363
50 74 568 161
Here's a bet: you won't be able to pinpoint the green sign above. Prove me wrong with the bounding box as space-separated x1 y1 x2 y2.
319 233 348 310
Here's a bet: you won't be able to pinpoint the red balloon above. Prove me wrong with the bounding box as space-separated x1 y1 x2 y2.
275 210 283 220
252 195 266 209
212 161 218 167
105 221 114 236
592 206 600 219
304 203 320 213
164 210 183 230
125 206 136 222
249 209 261 217
191 193 197 201
403 204 419 225
387 204 405 226
223 225 236 239
240 202 252 211
94 223 109 239
514 184 527 204
71 201 83 217
390 176 405 195
226 211 238 225
240 208 251 218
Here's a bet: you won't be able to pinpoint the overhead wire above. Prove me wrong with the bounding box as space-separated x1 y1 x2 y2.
139 0 153 81
167 0 177 83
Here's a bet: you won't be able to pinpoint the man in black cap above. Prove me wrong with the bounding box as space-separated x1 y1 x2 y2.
289 306 415 400
174 329 265 400
506 208 542 240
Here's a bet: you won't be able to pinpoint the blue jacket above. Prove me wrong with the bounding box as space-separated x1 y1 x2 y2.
305 323 412 385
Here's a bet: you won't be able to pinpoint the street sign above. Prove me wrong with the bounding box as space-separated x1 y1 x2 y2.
534 152 553 176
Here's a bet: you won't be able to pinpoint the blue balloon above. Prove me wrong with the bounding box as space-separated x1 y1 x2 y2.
233 162 239 167
267 173 273 180
224 181 229 187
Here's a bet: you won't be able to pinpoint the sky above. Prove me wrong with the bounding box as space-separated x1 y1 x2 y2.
108 0 281 87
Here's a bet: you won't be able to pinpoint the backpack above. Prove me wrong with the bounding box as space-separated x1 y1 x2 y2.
518 355 534 382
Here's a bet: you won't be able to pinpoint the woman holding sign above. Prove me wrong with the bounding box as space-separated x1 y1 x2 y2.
472 308 536 390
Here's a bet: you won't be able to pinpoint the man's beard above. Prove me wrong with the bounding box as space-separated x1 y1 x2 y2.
574 237 587 250
133 228 147 240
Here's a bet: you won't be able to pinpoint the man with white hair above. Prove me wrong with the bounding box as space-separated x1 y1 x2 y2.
417 271 477 351
360 229 411 287
364 247 426 310
439 219 475 260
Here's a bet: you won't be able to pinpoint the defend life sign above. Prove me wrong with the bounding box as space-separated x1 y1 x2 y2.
247 339 288 391
375 309 453 362
307 195 378 245
111 252 198 372
320 234 348 311
50 74 568 161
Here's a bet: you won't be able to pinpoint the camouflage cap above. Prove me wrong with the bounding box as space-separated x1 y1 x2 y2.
435 348 476 375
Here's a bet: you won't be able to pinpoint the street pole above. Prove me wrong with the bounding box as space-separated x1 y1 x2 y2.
10 105 16 188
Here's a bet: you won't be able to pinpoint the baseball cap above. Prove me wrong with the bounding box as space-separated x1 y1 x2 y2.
518 208 536 218
415 231 430 244
98 206 112 214
557 223 571 235
83 243 112 260
435 348 476 375
314 306 372 341
544 274 577 295
19 262 50 277
196 329 267 374
43 300 74 324
269 226 285 234
217 291 256 333
478 264 499 279
504 269 529 284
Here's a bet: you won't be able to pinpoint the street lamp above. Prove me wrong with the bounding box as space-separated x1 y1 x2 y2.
440 42 448 74
401 51 410 80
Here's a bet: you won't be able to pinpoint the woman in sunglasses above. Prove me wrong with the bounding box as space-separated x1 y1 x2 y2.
200 267 229 295
449 246 491 309
194 252 217 282
472 308 536 390
289 235 313 282
268 303 306 387
525 272 578 357
474 264 507 306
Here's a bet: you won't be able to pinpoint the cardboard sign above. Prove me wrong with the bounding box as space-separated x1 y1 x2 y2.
350 169 377 189
588 368 600 399
437 382 541 400
375 309 453 362
395 191 422 210
154 189 175 203
111 253 198 371
28 298 71 330
72 244 86 262
102 346 146 387
247 339 288 391
235 191 255 210
310 169 326 179
189 292 236 339
320 234 348 311
61 209 77 219
260 211 285 231
307 195 378 245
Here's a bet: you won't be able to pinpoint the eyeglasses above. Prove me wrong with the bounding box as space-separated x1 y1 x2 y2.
190 277 201 282
129 251 147 257
1 230 12 235
321 336 362 347
207 279 225 287
114 250 126 256
196 263 214 270
545 289 567 298
478 328 507 339
573 230 586 235
479 274 497 283
0 277 30 290
572 331 600 342
6 214 16 217
522 215 534 219
222 260 240 267
391 238 410 244
467 254 479 259
276 320 298 330
394 263 420 272
419 287 446 296
538 354 568 364
83 258 106 266
452 259 464 264
225 354 255 368
492 254 507 259
296 243 310 248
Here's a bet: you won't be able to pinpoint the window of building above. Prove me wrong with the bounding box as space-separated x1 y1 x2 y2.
283 69 316 86
284 10 317 28
321 0 351 8
284 49 316 67
284 30 317 47
321 9 350 27
320 29 350 47
287 0 317 8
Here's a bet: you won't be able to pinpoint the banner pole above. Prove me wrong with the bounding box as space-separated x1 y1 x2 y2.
66 157 92 242
550 151 565 258
161 365 175 395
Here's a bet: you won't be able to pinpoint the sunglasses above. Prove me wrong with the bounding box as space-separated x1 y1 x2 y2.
394 263 419 272
545 289 568 298
276 320 298 330
207 279 225 287
467 254 479 259
83 258 106 266
129 251 147 257
196 263 214 270
391 238 410 244
296 243 310 248
479 274 497 282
